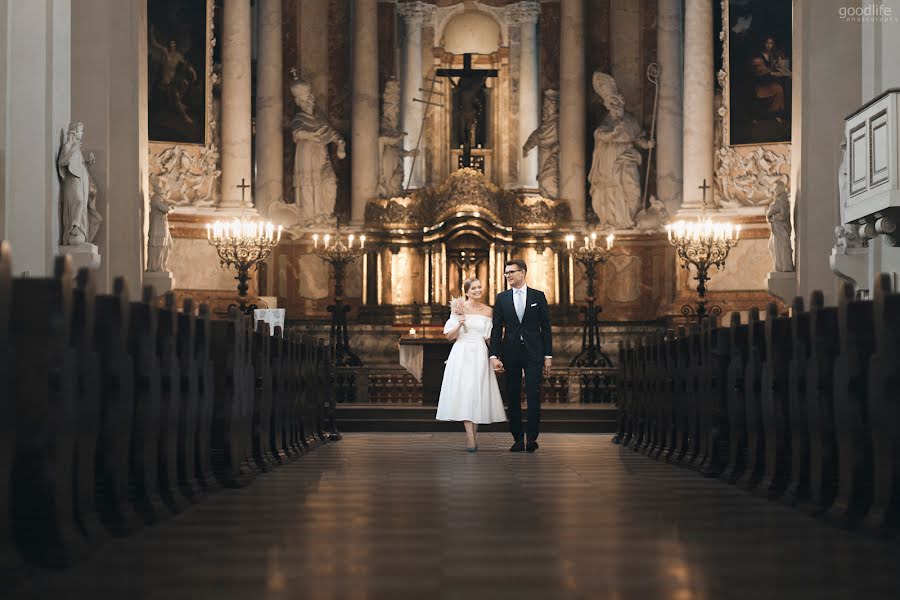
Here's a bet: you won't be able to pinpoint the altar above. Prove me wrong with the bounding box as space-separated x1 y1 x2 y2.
398 334 452 406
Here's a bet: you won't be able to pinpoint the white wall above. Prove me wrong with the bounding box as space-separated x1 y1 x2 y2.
72 0 148 296
0 0 70 276
793 0 862 303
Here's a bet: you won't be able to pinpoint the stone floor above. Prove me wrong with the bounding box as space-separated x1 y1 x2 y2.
8 433 900 600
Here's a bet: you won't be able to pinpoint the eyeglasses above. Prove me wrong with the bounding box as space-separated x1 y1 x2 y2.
503 270 523 276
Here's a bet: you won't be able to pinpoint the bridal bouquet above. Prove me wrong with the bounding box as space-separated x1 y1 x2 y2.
450 296 468 333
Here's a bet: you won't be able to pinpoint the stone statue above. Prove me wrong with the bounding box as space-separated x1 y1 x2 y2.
766 181 794 272
523 89 560 199
378 78 416 197
838 135 849 217
290 74 345 225
588 72 653 229
58 121 102 245
634 195 669 232
834 224 864 254
147 175 174 272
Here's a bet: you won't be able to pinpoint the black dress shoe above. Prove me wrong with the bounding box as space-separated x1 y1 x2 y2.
526 441 539 453
509 440 525 452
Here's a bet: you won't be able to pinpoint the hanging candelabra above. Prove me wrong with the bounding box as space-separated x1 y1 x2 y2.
565 231 615 367
312 230 367 366
665 180 741 320
206 218 282 315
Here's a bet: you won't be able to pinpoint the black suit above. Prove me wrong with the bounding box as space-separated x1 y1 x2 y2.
490 286 553 442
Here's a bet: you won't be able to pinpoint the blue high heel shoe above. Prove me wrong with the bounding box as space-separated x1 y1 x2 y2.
467 445 478 453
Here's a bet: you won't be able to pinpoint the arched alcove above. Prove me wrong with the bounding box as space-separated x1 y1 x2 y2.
440 10 503 54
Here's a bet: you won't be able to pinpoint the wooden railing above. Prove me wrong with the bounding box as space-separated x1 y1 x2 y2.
333 366 617 405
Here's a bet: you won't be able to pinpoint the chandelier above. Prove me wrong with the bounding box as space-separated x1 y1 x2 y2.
206 218 282 314
312 230 367 366
665 183 740 319
564 231 615 368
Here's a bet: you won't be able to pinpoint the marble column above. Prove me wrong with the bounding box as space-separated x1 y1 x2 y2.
516 1 540 190
351 0 379 225
399 1 431 189
611 0 642 115
559 0 586 224
256 0 283 216
1 0 70 277
681 0 714 211
656 0 683 216
220 0 253 208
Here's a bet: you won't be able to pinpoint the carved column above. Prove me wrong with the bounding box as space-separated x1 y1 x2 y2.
559 0 586 224
681 0 714 211
657 0 683 215
221 0 253 208
399 1 432 189
515 1 541 190
255 0 283 216
351 0 379 225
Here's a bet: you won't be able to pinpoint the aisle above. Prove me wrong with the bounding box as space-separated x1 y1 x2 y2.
9 433 900 600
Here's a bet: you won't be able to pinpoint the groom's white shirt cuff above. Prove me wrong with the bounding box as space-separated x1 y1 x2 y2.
489 355 553 359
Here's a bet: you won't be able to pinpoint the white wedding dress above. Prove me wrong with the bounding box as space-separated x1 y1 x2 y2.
435 313 507 424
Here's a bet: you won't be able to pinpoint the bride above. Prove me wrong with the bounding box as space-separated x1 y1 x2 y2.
436 277 507 451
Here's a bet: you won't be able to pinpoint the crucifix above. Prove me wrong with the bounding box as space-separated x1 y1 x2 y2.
237 178 251 206
435 53 498 169
698 179 710 210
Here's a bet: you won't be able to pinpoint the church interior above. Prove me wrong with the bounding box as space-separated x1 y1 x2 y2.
2 0 900 597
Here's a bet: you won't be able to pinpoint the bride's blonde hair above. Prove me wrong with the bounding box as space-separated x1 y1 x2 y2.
463 277 481 298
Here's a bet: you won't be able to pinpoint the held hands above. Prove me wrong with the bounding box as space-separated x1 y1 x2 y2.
490 357 505 374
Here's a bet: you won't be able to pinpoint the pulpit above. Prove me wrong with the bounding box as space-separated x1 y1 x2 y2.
399 335 452 406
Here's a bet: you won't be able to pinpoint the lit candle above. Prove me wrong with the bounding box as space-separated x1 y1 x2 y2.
324 234 331 248
360 235 366 249
276 225 283 243
349 234 355 248
313 233 319 248
409 328 416 336
584 236 589 249
606 234 614 250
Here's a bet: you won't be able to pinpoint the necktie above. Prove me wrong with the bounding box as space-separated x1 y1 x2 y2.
515 289 525 322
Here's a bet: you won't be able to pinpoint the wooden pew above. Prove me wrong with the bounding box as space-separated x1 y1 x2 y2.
156 293 188 514
783 296 812 506
737 308 765 491
176 300 203 502
805 290 840 514
831 282 878 521
613 341 629 445
658 330 678 461
640 334 660 456
70 269 104 542
242 316 258 470
10 256 85 566
668 327 689 464
322 341 341 441
294 334 310 452
127 286 167 524
315 338 330 441
721 312 749 484
701 317 731 477
758 302 792 499
194 305 219 493
251 322 275 471
0 241 24 585
211 308 254 487
93 278 141 535
683 324 702 467
863 274 900 535
269 327 289 462
826 282 875 526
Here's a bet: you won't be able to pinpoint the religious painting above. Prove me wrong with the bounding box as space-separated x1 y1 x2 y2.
720 0 792 146
148 0 210 144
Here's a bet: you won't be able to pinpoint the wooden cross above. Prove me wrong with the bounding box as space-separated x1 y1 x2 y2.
435 53 498 168
237 178 251 205
698 179 710 209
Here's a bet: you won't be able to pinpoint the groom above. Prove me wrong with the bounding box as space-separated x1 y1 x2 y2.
489 259 553 452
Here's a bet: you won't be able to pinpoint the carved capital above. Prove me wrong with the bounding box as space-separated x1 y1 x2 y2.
506 0 541 24
398 1 435 26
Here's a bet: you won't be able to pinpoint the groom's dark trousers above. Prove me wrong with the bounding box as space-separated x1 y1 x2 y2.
490 287 553 443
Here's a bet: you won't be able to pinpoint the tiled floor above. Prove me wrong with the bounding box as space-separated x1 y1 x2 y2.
8 433 900 600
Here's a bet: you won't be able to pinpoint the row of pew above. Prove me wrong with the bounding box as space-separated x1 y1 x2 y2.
615 275 900 537
0 241 338 589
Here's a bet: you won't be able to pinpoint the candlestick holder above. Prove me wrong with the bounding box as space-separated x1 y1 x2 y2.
565 232 615 368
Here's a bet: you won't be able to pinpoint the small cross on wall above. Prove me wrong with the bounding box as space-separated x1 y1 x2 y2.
236 178 251 205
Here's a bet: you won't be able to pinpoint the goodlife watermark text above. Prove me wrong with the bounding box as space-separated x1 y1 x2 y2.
839 3 899 23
